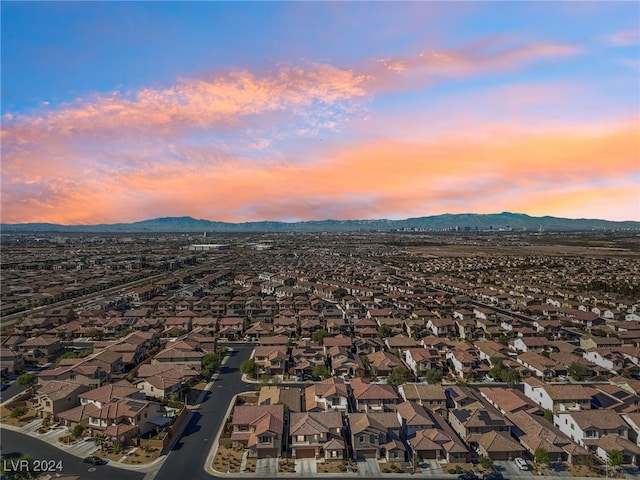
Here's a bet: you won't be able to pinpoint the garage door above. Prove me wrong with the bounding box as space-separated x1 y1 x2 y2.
257 448 278 459
356 449 377 459
295 448 316 459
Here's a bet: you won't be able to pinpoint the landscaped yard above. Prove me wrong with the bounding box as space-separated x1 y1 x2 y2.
0 405 38 427
212 444 245 473
317 459 358 473
567 463 624 478
243 457 256 473
381 462 410 474
122 446 162 464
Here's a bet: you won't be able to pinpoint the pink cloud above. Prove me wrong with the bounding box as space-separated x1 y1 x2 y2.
2 119 637 224
609 29 640 46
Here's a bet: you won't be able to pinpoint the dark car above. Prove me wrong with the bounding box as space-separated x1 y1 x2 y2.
459 474 480 480
83 456 107 465
482 473 504 480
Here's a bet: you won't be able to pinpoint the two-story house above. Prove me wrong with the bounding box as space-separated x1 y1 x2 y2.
348 411 404 461
522 378 594 413
230 404 285 458
289 411 345 459
351 377 399 413
404 348 442 378
554 409 629 450
305 377 350 412
252 346 289 376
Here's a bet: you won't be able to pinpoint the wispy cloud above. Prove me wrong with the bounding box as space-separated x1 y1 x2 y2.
608 29 640 46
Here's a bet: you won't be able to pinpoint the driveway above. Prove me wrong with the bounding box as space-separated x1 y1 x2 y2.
256 457 278 475
357 458 381 477
419 459 445 475
494 460 534 478
295 458 317 474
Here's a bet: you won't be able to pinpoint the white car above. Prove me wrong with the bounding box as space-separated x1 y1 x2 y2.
515 457 529 470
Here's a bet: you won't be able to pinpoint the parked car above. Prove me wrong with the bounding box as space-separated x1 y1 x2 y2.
482 473 504 480
458 473 480 480
515 457 529 470
83 456 107 466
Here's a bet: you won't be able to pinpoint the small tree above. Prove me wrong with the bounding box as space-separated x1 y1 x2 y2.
478 455 493 469
426 368 443 384
202 352 220 376
311 330 330 343
312 365 330 380
17 373 37 387
94 434 105 448
568 362 590 381
387 367 408 387
543 409 554 423
608 449 624 470
378 324 392 339
503 368 521 388
535 447 550 466
240 359 257 378
71 424 85 438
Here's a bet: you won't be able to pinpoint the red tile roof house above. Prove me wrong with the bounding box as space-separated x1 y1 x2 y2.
506 410 591 465
289 411 345 459
217 317 244 340
152 340 206 371
34 380 90 421
348 411 405 461
398 383 447 413
87 397 167 445
305 377 350 412
252 345 289 376
404 348 442 378
366 350 404 378
230 404 285 458
350 377 399 413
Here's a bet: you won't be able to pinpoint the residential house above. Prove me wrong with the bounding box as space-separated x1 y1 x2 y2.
476 430 525 460
289 411 345 459
398 383 447 414
34 380 90 420
516 351 567 379
554 409 629 451
230 404 285 458
258 386 303 413
506 410 591 465
305 377 350 412
16 335 62 362
404 348 442 378
350 377 399 412
348 411 404 461
367 350 404 378
252 345 288 375
522 378 594 413
87 397 167 443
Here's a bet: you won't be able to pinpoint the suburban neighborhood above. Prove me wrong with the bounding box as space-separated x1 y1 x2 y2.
1 230 639 480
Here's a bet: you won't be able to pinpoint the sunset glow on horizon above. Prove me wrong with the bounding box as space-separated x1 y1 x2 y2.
2 2 639 224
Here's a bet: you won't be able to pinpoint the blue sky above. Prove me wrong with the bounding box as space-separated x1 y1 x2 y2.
2 1 639 223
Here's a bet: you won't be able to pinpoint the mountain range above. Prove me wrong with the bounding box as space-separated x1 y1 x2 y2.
2 212 639 233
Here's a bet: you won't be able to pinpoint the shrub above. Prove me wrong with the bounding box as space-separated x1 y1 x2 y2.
10 406 28 418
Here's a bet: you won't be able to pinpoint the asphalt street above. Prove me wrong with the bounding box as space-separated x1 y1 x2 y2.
152 345 255 480
0 427 145 480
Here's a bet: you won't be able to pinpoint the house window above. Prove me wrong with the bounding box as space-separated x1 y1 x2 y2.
297 435 305 442
332 398 340 405
259 435 270 444
331 450 338 458
359 435 365 443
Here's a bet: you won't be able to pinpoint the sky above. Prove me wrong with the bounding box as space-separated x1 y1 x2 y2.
1 1 639 225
